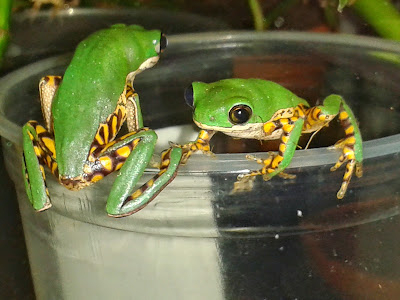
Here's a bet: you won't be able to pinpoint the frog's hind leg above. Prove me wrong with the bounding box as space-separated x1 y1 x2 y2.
303 95 363 199
106 145 183 217
233 107 305 193
22 121 59 211
22 76 62 211
82 83 183 217
86 128 182 217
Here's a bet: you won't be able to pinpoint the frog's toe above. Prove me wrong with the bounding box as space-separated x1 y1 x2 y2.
330 153 346 172
335 159 358 199
245 154 263 164
36 201 52 212
262 174 271 181
329 138 346 150
355 162 363 178
231 175 255 194
32 192 52 212
204 150 216 159
277 172 296 180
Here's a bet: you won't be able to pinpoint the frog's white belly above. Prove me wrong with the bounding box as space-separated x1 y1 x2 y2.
195 121 282 141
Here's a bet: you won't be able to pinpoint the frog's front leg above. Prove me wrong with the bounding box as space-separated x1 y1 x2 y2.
233 108 305 193
304 95 363 199
173 129 216 164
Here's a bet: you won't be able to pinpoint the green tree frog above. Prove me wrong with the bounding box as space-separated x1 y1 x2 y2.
22 24 182 217
178 78 363 198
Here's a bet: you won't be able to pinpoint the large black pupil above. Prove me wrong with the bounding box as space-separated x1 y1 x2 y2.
229 105 252 124
233 107 250 124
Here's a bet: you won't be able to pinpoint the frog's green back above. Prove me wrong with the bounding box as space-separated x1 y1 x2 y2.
192 78 309 128
52 24 161 177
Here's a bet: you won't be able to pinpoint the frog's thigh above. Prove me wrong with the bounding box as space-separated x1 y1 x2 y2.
124 83 142 132
87 98 128 162
39 76 62 130
22 121 58 211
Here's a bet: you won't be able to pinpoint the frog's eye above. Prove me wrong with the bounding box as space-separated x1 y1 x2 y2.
229 105 252 125
160 33 168 52
184 85 194 108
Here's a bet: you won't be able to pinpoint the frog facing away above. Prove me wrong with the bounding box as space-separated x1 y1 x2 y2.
177 78 363 198
22 24 182 217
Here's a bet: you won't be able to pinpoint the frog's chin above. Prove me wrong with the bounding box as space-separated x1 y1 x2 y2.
194 120 281 140
126 56 160 82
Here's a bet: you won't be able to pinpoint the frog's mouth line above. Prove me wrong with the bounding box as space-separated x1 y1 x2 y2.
194 119 281 140
126 56 160 82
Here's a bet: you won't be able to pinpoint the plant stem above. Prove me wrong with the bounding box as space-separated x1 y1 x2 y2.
248 0 265 31
352 0 400 41
323 5 339 30
0 0 12 67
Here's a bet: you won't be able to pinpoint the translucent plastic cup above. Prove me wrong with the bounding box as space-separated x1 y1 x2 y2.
1 32 400 299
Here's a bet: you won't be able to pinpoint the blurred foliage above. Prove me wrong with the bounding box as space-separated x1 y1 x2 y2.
0 0 12 67
249 0 400 40
4 0 400 43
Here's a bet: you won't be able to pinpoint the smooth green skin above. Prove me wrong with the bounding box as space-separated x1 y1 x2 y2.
192 79 309 128
53 24 161 177
191 78 363 177
22 24 182 216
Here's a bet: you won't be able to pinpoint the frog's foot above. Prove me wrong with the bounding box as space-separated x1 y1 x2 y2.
330 137 363 199
231 174 256 194
231 161 295 195
170 141 215 165
149 155 162 169
245 153 296 181
277 172 297 180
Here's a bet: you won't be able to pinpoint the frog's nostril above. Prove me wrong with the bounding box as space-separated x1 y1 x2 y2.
184 85 194 108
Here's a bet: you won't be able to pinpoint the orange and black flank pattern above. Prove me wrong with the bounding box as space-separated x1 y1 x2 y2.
24 121 54 196
88 83 139 162
302 104 335 132
84 135 144 184
27 121 59 177
88 103 127 162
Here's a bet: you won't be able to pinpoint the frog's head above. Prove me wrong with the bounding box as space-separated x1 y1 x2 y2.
122 24 168 81
184 79 268 139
